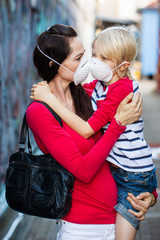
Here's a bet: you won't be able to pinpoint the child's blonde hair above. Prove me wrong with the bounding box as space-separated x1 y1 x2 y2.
93 25 139 79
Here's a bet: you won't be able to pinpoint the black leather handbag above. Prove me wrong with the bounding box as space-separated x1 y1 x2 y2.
5 101 74 219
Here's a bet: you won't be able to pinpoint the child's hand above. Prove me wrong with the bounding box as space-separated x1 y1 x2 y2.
30 81 52 102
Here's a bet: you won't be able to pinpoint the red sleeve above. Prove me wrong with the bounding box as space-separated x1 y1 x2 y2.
26 102 126 183
88 80 133 133
83 80 98 97
152 190 158 199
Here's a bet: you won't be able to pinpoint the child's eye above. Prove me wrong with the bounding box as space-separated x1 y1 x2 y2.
102 56 107 60
92 53 96 57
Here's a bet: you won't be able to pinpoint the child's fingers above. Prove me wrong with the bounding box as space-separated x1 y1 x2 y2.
38 81 46 85
30 91 35 99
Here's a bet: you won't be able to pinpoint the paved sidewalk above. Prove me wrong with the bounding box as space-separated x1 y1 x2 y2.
139 79 160 146
1 79 160 240
11 215 58 240
136 79 160 240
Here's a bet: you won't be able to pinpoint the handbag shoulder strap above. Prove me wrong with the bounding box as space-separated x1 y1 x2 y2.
19 101 62 152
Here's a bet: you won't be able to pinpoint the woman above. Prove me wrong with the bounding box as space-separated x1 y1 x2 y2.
28 24 156 240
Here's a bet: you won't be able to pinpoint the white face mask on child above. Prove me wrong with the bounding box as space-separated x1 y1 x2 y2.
90 58 128 83
37 45 90 85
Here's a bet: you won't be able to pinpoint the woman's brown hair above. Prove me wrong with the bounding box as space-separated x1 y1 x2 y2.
33 24 93 121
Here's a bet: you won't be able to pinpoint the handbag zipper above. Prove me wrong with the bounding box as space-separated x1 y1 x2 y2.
11 160 72 176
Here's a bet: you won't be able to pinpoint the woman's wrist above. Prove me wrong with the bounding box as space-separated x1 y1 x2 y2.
114 113 126 126
151 192 157 207
113 118 126 132
115 118 124 126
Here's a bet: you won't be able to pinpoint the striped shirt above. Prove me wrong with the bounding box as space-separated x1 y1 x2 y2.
87 78 154 172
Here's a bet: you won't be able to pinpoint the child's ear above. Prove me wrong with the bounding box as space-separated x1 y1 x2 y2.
120 62 130 71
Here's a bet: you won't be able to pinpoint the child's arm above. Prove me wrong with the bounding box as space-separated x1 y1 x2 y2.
30 81 132 138
87 83 132 133
31 82 95 138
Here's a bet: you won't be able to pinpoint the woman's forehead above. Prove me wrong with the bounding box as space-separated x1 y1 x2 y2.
69 37 84 56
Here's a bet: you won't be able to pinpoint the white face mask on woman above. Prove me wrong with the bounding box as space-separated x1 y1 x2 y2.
37 45 90 85
90 57 128 82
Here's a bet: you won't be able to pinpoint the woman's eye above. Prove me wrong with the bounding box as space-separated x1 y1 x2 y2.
92 53 96 57
102 56 107 60
76 56 81 61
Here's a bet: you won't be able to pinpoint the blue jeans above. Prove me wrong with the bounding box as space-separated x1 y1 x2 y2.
110 166 157 230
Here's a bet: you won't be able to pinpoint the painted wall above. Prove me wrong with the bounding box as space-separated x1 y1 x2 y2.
0 0 76 201
0 0 97 214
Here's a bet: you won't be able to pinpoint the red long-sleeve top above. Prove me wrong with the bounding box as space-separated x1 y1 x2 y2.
26 100 125 224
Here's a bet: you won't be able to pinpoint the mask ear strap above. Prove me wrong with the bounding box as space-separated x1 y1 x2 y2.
37 45 74 74
112 61 128 71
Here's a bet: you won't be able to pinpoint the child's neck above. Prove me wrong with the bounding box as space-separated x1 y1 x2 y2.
104 74 120 87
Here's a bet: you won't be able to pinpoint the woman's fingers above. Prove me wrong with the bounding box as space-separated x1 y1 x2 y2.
130 92 143 118
132 92 140 104
128 208 145 219
127 195 147 212
128 192 151 208
136 192 150 201
126 192 154 221
121 92 134 106
137 215 145 221
127 193 148 210
134 93 143 117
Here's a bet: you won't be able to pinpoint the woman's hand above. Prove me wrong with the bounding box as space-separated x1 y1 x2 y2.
127 192 156 221
115 92 143 126
30 81 53 102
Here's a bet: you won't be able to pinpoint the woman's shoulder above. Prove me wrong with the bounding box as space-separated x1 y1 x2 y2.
26 101 47 115
26 101 61 126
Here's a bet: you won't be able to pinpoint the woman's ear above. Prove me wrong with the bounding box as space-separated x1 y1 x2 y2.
49 61 54 67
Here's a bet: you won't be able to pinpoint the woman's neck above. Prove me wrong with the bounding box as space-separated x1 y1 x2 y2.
48 77 75 112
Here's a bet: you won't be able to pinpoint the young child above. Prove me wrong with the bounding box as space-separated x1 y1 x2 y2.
30 25 157 240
